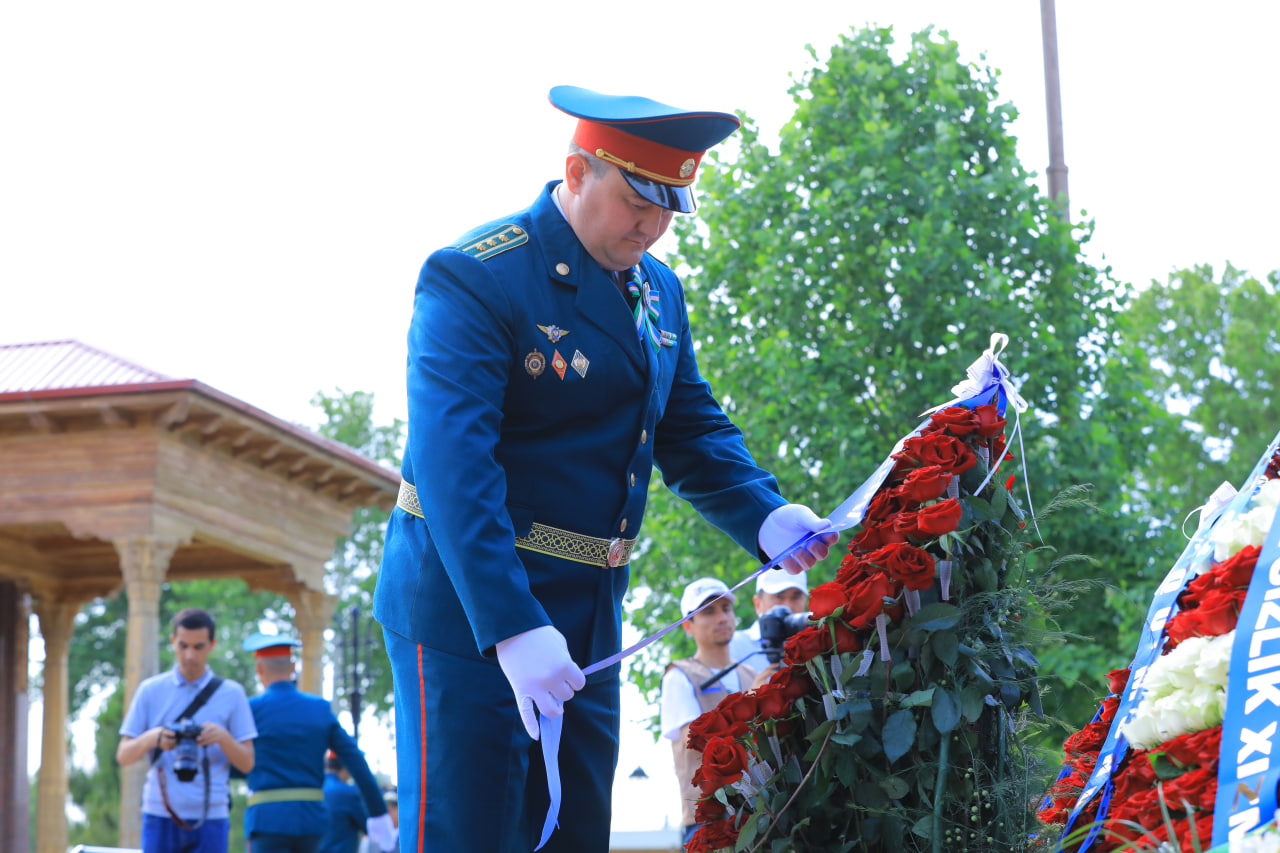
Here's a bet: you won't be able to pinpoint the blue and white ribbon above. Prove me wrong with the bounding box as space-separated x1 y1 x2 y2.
1213 430 1280 846
628 270 662 353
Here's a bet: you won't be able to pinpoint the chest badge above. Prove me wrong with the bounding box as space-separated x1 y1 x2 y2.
524 350 546 378
537 324 570 343
571 350 589 378
551 349 568 380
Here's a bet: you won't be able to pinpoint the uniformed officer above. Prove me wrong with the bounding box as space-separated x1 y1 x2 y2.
240 632 395 853
372 84 839 852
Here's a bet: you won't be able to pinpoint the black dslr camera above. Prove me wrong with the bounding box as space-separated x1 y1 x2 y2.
758 605 811 665
167 718 203 782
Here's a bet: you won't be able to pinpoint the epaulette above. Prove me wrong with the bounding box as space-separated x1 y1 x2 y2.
457 224 528 261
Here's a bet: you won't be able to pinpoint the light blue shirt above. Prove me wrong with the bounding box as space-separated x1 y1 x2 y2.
119 666 257 820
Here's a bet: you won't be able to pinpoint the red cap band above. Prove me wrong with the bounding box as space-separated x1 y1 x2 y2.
253 645 293 658
573 120 702 187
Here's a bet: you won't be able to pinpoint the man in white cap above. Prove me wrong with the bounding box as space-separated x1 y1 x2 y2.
727 568 810 668
660 578 762 847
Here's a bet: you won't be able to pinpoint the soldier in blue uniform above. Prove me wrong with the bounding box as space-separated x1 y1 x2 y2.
240 633 395 853
372 85 838 852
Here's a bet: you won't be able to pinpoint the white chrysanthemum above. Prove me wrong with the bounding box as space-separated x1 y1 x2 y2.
1119 632 1234 750
1213 480 1280 561
1234 819 1280 853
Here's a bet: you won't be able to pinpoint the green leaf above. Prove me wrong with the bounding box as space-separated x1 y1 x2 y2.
902 687 936 708
879 775 910 800
882 709 917 763
911 814 934 840
931 687 962 733
931 629 959 666
908 602 962 632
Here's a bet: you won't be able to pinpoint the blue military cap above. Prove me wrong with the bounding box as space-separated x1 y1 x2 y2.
549 85 741 213
243 631 301 658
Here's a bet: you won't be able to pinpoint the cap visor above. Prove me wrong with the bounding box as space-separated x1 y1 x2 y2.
620 171 694 213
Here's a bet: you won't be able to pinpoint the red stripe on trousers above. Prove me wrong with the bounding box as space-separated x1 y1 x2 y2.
417 642 426 853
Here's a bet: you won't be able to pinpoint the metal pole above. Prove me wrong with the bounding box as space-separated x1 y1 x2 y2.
1040 0 1070 220
349 605 362 743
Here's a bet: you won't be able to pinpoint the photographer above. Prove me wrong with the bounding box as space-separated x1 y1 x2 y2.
660 579 769 848
727 568 811 673
117 608 257 853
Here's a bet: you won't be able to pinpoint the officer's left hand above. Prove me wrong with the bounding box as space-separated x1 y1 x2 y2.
758 504 838 574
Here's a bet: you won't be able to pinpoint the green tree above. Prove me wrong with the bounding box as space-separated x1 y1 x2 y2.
309 388 404 721
629 25 1148 734
1116 263 1279 504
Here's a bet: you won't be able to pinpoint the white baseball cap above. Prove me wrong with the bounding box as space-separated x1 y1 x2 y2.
680 577 736 618
756 568 809 596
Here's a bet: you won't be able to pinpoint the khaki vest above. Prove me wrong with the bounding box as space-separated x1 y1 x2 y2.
667 657 757 829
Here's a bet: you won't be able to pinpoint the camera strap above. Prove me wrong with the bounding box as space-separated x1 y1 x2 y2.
150 676 223 831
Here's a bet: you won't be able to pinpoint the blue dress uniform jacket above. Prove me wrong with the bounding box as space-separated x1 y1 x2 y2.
243 681 386 841
317 772 369 853
372 180 788 851
375 180 786 669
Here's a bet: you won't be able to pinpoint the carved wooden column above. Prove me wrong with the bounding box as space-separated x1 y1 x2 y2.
32 594 79 853
289 585 338 696
0 583 31 853
115 536 177 850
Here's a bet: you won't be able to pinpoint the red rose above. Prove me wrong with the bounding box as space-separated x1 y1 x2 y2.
836 552 874 585
770 666 814 701
1162 725 1222 770
718 692 759 725
1107 668 1130 695
694 735 749 793
895 433 978 475
893 465 952 505
1098 696 1121 726
1217 544 1262 588
972 404 1007 437
753 684 791 719
693 795 727 824
913 498 963 537
862 490 902 526
687 817 739 852
849 524 907 553
809 581 852 619
1164 585 1245 647
832 619 862 654
925 405 980 436
844 573 901 629
865 542 936 590
1062 720 1108 758
783 625 831 666
686 707 745 753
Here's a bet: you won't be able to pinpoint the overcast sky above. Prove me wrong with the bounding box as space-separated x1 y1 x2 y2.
7 0 1279 827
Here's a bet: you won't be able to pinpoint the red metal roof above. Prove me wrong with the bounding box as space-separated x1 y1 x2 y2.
0 340 173 394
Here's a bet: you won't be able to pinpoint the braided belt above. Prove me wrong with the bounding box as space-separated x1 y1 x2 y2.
247 787 324 806
396 480 635 569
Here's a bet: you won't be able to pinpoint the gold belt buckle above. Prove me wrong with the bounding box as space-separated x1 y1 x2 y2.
606 538 629 568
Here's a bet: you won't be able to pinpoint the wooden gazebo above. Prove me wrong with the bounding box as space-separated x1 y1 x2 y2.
0 340 399 853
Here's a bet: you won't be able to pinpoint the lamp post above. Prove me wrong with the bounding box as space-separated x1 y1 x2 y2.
1041 0 1070 221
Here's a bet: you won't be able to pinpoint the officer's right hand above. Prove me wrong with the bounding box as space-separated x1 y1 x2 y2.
495 625 585 741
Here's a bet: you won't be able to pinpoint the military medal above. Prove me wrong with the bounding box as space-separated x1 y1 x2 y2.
537 324 570 343
551 349 568 380
525 350 546 378
571 350 589 378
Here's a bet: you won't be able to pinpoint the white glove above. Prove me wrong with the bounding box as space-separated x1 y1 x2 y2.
758 504 838 574
495 625 586 741
366 813 397 852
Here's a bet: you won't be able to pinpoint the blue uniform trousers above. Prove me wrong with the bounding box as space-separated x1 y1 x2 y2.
141 814 229 853
247 832 321 853
385 627 620 852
